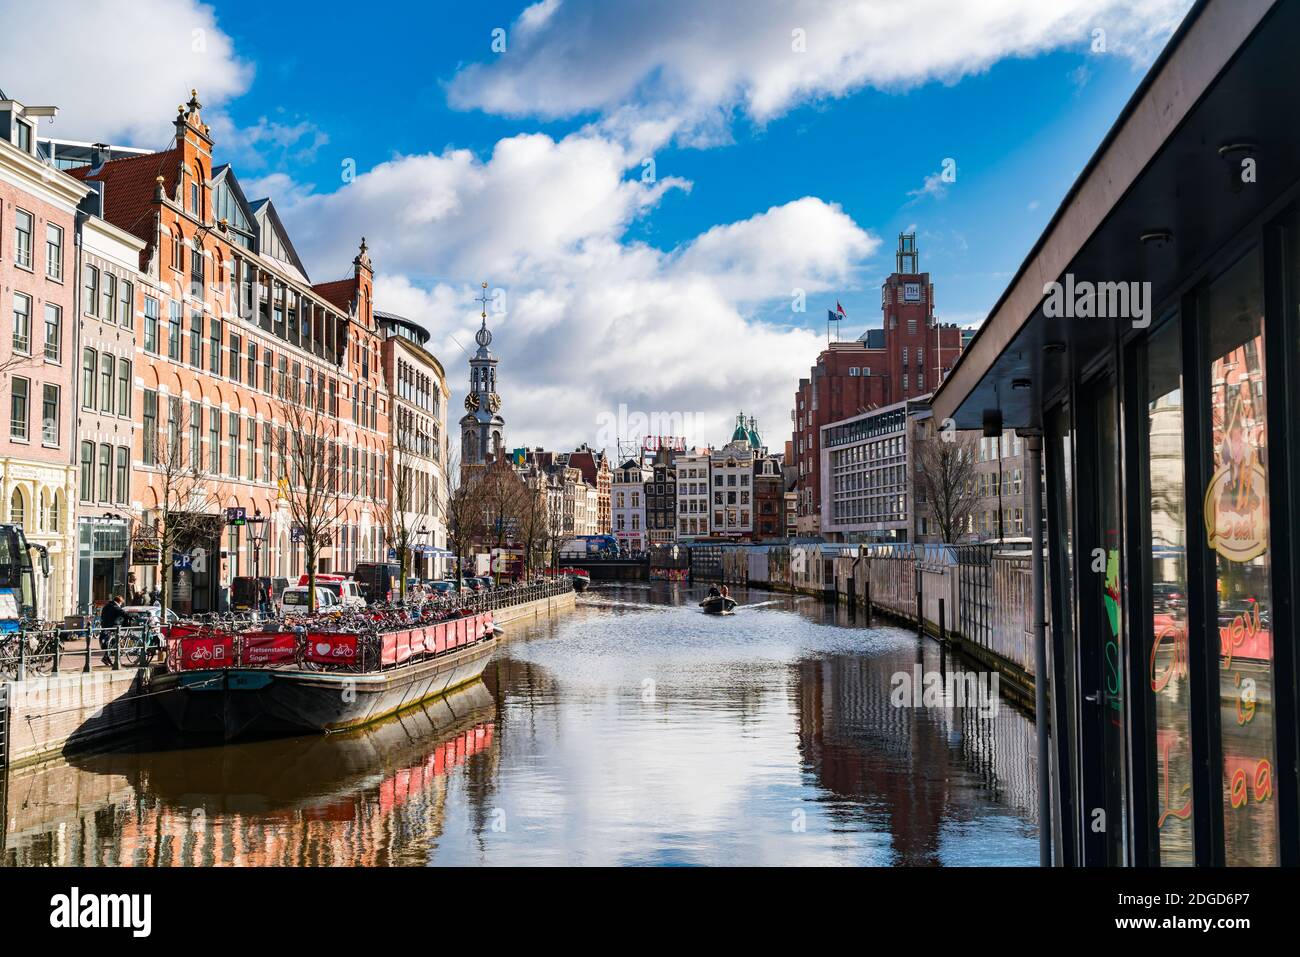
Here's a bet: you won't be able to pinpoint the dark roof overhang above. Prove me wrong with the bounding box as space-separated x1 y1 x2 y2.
931 0 1294 430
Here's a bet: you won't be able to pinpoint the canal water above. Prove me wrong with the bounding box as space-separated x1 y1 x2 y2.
1 584 1038 866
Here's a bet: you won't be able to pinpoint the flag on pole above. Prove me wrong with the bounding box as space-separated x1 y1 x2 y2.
836 301 847 319
827 309 840 324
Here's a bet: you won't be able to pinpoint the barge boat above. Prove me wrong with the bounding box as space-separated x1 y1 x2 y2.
154 612 499 741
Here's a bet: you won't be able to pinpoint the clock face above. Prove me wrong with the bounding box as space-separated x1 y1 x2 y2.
487 393 501 413
464 393 480 412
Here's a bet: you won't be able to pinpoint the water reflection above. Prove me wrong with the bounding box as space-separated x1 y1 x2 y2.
3 584 1037 866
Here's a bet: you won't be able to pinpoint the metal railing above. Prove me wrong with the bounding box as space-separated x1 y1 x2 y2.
0 579 574 682
0 623 159 680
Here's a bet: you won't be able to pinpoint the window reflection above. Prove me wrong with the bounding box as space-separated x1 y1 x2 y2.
1145 319 1193 864
1202 251 1276 867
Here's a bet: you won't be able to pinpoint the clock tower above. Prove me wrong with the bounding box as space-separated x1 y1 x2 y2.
459 283 505 467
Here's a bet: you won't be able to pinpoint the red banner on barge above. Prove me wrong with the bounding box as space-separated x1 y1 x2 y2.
154 611 501 741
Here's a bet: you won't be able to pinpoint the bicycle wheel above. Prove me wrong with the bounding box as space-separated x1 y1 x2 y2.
34 637 59 675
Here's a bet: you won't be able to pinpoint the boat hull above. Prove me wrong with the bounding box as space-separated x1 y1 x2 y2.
700 596 737 615
571 576 590 592
152 634 498 741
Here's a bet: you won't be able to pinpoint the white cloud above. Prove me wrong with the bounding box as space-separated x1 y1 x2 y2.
0 0 252 148
269 128 869 452
907 171 950 203
448 0 1194 144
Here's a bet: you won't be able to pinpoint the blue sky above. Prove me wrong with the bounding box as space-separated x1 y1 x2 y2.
213 0 1157 329
3 0 1195 451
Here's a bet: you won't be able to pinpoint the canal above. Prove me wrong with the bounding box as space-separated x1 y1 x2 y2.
1 584 1038 866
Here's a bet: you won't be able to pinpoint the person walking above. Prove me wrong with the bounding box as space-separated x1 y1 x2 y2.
99 594 126 666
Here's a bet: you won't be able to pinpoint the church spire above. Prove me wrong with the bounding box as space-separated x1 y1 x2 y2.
460 280 503 467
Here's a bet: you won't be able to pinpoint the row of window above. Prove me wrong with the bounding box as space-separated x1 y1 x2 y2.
138 389 387 499
395 358 440 414
9 379 60 445
3 208 63 280
80 349 132 417
82 265 134 327
140 294 375 427
7 487 62 535
78 443 130 505
11 293 61 361
165 236 350 367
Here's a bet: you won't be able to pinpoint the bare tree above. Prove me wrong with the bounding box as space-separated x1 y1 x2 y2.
477 457 528 579
374 431 424 602
272 392 358 612
443 452 483 582
513 466 549 579
914 426 981 545
145 396 216 613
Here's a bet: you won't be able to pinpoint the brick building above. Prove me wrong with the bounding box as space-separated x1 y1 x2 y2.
566 444 610 534
791 233 964 534
645 446 676 545
0 92 86 619
67 91 389 612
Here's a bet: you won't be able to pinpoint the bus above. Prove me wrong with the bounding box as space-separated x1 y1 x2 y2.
0 523 50 630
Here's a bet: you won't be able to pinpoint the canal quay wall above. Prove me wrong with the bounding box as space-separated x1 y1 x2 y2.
493 588 576 629
0 669 156 770
0 587 579 770
701 543 1039 708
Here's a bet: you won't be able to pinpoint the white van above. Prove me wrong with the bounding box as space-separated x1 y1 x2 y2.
322 579 365 610
280 586 338 613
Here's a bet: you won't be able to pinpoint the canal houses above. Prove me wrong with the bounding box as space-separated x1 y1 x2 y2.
612 457 650 551
931 0 1300 867
0 92 87 621
74 206 150 612
65 93 391 611
674 447 711 541
710 415 758 538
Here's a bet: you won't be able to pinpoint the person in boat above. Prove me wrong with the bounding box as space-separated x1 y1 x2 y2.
706 585 721 598
720 585 731 600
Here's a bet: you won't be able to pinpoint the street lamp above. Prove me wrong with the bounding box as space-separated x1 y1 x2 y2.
248 509 269 580
417 525 429 583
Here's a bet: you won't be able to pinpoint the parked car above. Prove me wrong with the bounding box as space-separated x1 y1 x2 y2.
429 581 457 596
460 577 483 593
474 576 495 591
280 586 339 613
295 574 366 610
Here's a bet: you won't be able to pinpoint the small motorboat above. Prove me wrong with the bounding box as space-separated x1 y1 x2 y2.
699 594 738 615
